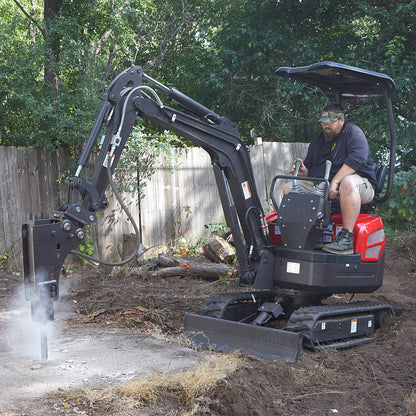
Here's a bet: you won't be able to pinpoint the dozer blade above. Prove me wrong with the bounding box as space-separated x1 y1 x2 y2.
184 313 302 362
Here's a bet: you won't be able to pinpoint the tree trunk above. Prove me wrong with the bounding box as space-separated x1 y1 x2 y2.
44 0 63 98
149 261 236 280
128 254 237 281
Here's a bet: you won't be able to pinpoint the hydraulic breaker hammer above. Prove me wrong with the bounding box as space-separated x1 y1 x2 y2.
22 212 88 360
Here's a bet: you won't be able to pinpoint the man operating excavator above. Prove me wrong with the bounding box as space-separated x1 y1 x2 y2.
284 103 377 254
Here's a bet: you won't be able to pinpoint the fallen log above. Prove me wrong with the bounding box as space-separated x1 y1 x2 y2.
150 260 236 280
203 236 235 264
154 253 181 268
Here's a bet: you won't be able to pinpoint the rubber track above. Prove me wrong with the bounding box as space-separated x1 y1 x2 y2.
201 291 275 319
285 300 393 350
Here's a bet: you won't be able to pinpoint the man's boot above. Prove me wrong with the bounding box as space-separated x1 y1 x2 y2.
322 228 353 255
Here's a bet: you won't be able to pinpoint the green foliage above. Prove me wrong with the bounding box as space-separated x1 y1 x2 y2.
204 222 229 236
169 238 201 257
77 227 94 262
389 321 402 337
0 0 415 172
379 167 416 233
114 124 183 198
0 0 200 152
218 275 230 285
167 0 416 164
0 250 9 271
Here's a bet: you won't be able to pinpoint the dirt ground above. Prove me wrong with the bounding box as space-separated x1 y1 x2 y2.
1 236 416 416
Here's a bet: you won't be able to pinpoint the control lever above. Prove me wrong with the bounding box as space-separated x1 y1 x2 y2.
310 160 332 197
289 158 304 194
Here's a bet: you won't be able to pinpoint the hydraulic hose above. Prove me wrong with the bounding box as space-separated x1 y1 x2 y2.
70 157 142 266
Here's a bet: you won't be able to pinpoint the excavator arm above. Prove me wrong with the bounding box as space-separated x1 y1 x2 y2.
22 66 269 358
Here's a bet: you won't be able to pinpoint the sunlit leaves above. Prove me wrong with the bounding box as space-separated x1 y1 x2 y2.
0 0 415 166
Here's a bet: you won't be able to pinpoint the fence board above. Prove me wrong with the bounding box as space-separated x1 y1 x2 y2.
250 142 267 205
5 147 24 266
139 147 225 250
0 149 11 257
262 142 308 207
16 148 31 222
175 147 223 244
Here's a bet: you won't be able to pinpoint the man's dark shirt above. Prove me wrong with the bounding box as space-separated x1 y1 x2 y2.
303 121 377 189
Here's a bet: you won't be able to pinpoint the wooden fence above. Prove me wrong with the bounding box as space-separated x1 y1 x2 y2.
0 142 307 271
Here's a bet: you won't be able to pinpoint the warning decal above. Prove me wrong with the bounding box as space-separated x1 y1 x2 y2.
351 318 358 333
241 181 252 200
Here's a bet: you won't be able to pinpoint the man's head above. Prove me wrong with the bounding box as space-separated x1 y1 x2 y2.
319 104 345 142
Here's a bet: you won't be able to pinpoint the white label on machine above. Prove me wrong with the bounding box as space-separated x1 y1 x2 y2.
241 181 252 199
351 318 358 333
368 320 373 328
321 322 326 330
287 261 300 274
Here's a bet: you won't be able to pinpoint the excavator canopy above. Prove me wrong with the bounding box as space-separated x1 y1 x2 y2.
276 61 396 100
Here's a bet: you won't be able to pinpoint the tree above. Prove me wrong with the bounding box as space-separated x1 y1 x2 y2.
0 0 415 170
164 0 416 168
0 0 201 151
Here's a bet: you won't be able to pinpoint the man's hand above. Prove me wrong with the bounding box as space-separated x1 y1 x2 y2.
329 180 339 199
289 160 308 176
329 164 356 199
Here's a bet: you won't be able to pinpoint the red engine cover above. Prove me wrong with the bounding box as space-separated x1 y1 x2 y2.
265 211 385 262
330 213 385 262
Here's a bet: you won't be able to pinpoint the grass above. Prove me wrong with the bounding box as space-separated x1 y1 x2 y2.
64 353 242 414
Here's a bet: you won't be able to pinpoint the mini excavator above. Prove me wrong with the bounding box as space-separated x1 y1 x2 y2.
22 61 397 362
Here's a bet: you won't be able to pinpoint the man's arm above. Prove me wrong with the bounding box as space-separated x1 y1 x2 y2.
343 124 371 171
